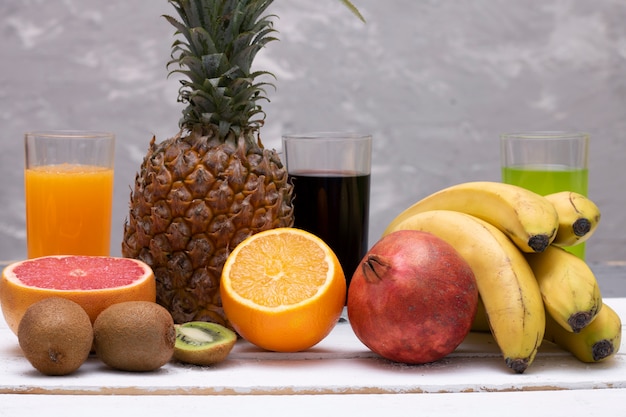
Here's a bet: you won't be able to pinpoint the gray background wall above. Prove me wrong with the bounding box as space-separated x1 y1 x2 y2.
2 0 625 263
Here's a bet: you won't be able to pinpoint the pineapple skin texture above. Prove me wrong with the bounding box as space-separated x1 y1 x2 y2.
122 130 294 326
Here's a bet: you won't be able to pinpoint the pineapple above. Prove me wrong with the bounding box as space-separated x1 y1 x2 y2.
122 0 294 327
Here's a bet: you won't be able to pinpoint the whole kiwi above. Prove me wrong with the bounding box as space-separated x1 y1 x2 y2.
18 297 93 376
93 301 175 372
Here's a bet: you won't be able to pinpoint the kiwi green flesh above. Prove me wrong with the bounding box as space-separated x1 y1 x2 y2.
173 322 236 366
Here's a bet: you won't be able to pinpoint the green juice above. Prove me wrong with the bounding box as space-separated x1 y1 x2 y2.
502 165 589 259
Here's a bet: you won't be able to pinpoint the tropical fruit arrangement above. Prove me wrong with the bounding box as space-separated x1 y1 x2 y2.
0 0 622 378
0 228 344 374
0 0 357 377
1 180 620 376
0 256 239 375
120 0 296 328
116 0 360 328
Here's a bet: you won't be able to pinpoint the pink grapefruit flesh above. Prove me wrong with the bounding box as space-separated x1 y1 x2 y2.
1 255 157 335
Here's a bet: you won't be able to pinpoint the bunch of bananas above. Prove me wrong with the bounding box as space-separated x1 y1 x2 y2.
383 181 621 374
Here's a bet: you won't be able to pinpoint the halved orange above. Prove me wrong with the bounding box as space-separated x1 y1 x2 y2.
220 228 346 352
0 255 156 335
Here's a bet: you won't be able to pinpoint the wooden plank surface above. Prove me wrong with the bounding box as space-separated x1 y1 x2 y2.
1 258 625 416
1 299 624 396
3 389 626 417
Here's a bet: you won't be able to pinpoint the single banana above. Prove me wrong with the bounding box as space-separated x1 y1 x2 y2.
525 245 602 333
544 303 622 363
384 181 558 253
544 191 601 247
389 209 545 373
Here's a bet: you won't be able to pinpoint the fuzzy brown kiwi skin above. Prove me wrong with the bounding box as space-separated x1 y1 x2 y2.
18 297 94 376
93 301 175 372
173 321 237 366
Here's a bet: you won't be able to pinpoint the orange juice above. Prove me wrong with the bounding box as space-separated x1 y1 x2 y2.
25 164 114 258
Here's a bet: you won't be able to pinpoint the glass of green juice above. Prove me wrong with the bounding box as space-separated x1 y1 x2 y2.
500 131 589 259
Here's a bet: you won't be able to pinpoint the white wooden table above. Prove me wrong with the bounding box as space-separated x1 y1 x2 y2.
1 266 625 417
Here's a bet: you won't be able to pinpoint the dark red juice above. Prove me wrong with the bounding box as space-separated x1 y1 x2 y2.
289 171 370 288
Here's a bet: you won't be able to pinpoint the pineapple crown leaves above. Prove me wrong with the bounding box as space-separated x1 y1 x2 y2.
164 0 277 139
164 0 364 139
339 0 366 23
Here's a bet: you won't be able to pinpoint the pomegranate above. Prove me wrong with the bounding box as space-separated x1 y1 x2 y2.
347 230 478 364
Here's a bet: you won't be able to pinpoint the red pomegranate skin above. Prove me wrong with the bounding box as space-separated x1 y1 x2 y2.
347 230 478 364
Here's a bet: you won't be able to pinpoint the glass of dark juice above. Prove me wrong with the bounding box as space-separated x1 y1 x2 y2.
282 132 372 291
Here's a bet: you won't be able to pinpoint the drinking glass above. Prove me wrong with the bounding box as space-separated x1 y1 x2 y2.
282 132 372 289
25 131 115 258
500 131 589 259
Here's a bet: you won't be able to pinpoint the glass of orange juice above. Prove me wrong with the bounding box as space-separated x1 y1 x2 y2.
24 131 115 258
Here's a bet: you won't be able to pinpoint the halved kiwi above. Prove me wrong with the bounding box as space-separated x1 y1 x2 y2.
173 322 237 366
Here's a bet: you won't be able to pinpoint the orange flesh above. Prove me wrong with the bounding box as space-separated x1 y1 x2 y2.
229 233 329 307
220 228 346 352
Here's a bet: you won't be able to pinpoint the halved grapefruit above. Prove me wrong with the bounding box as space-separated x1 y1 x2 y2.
1 255 156 335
